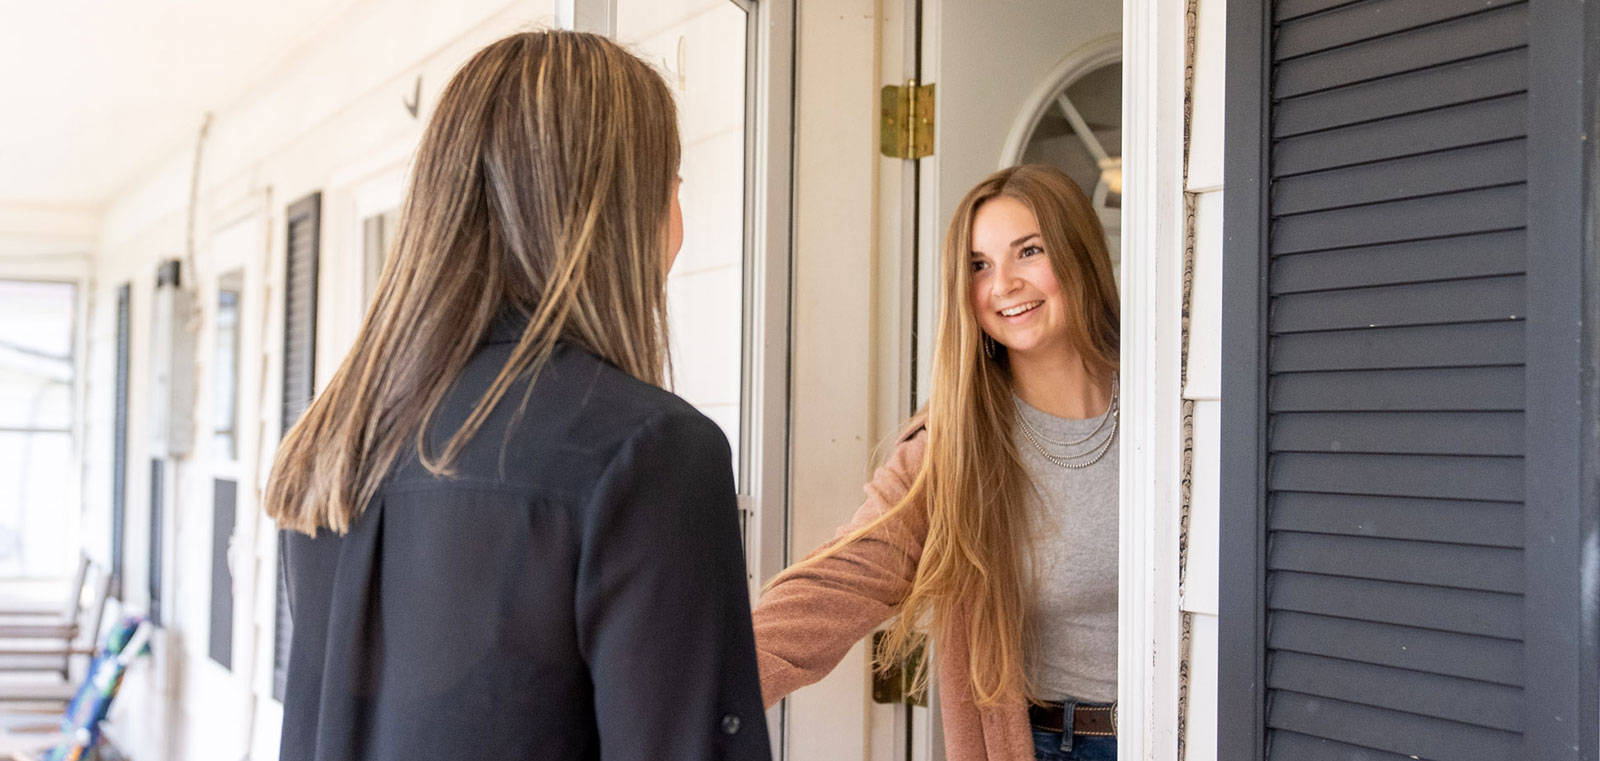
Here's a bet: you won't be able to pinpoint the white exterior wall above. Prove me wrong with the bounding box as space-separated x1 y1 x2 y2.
1180 0 1225 758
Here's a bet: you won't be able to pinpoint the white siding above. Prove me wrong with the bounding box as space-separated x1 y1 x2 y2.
1185 0 1226 195
1184 397 1221 618
1186 611 1221 759
1184 192 1224 403
1181 0 1226 757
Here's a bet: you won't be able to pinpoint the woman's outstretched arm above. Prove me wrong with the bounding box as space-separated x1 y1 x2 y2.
752 428 931 707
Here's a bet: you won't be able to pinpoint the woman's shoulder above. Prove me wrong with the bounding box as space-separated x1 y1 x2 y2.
540 344 721 450
562 344 695 413
895 413 929 445
875 414 930 484
415 343 724 495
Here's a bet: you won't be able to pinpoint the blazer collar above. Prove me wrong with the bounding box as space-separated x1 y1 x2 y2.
484 309 532 345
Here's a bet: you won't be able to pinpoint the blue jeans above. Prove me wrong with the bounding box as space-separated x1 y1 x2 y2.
1030 700 1118 761
1031 728 1116 761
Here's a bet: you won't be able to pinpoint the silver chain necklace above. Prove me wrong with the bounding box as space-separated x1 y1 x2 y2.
1013 378 1120 470
1011 378 1118 446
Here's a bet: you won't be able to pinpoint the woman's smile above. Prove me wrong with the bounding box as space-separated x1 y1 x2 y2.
998 300 1044 319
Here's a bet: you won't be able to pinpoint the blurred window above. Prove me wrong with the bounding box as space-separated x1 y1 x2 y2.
213 270 244 462
361 209 396 308
0 279 78 578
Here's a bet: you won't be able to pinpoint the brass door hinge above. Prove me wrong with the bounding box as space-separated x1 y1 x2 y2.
881 81 934 159
870 631 929 706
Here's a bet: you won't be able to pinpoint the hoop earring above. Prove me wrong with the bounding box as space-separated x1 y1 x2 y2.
982 334 996 359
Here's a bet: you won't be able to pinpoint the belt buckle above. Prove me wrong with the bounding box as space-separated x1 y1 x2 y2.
1110 700 1118 734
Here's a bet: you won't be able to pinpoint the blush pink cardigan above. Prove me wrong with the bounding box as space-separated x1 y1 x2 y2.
751 428 1035 761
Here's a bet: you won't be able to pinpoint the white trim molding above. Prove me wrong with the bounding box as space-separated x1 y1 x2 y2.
1119 0 1188 759
558 0 617 35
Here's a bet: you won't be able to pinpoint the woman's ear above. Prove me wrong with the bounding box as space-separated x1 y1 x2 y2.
664 176 685 271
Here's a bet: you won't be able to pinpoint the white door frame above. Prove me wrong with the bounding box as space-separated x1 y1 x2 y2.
738 0 796 597
558 0 615 34
1119 0 1189 759
869 0 1189 759
902 0 1190 759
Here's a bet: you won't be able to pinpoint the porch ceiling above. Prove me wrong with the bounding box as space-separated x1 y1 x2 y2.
0 0 366 211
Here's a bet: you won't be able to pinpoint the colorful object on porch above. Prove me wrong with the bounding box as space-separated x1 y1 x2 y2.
38 616 151 761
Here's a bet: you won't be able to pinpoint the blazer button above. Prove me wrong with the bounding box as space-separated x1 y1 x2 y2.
721 714 741 735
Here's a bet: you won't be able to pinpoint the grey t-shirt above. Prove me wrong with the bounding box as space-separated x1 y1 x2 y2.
1013 393 1119 703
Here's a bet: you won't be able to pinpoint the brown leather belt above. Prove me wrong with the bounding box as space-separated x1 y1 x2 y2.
1028 701 1116 737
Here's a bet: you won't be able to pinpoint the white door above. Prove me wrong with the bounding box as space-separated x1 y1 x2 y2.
182 211 265 761
899 3 1122 759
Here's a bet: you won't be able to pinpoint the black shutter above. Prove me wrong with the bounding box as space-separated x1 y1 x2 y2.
210 478 236 669
274 191 321 702
111 283 130 598
1221 2 1598 760
283 193 322 431
148 459 164 626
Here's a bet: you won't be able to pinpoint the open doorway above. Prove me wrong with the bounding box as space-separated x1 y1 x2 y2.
894 4 1126 761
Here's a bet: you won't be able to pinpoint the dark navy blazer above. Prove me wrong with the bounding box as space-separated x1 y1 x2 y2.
279 320 770 760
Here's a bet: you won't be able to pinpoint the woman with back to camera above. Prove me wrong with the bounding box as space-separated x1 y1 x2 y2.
754 164 1121 761
263 30 769 761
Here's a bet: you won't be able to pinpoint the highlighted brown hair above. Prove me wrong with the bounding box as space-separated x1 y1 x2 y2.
265 31 680 535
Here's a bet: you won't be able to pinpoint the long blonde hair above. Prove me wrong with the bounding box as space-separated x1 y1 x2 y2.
786 165 1119 705
265 31 681 535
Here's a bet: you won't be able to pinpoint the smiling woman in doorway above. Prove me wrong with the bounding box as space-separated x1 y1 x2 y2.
754 164 1120 761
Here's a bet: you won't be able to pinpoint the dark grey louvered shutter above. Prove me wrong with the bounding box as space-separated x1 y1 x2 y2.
149 459 165 626
274 191 321 702
111 283 131 598
1220 2 1598 760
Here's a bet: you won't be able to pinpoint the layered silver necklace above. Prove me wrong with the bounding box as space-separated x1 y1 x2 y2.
1012 375 1119 469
